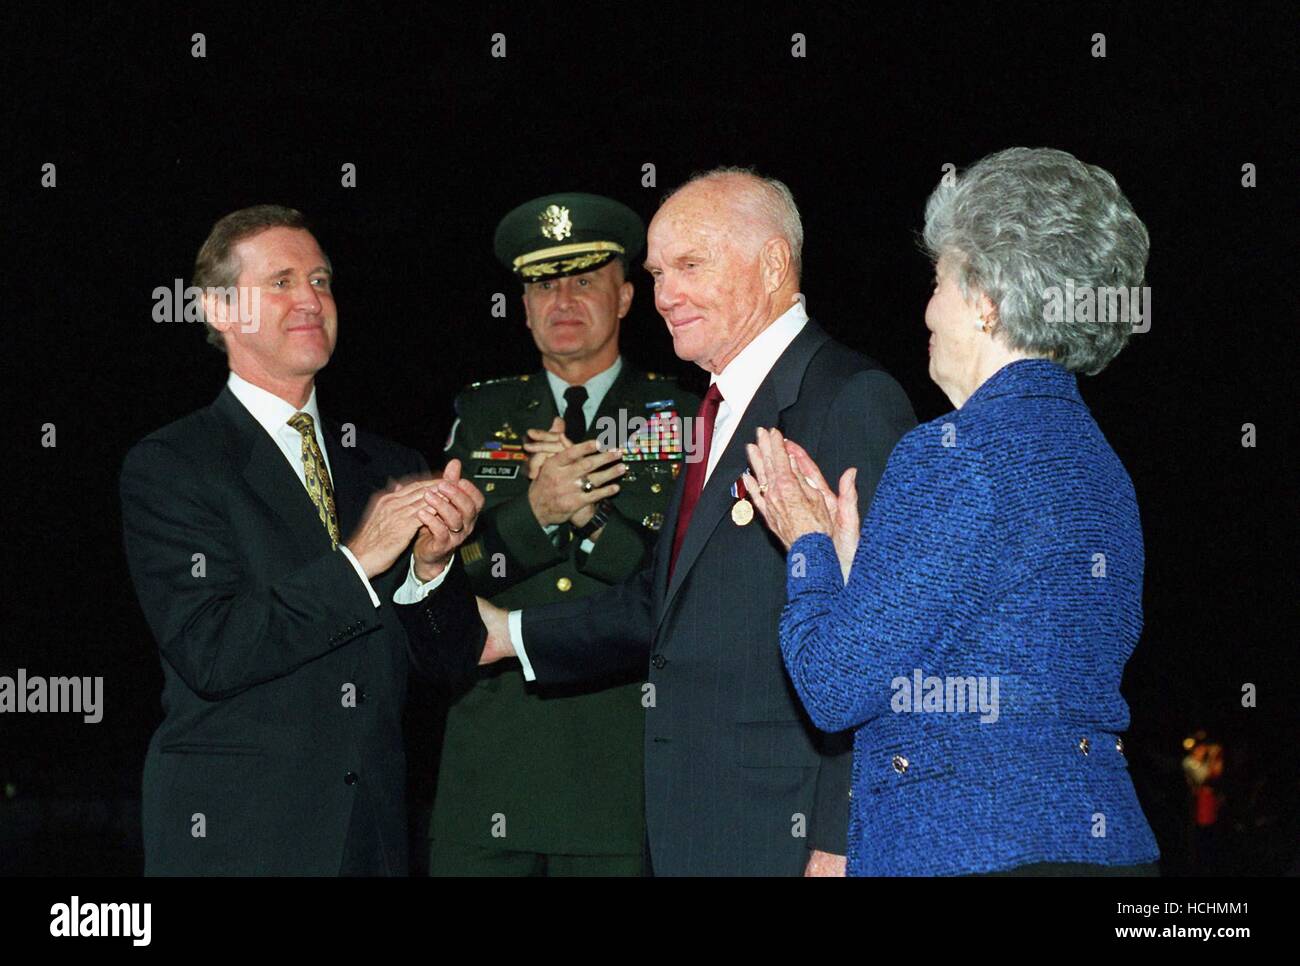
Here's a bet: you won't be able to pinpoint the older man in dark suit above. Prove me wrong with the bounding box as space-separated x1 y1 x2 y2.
477 169 916 875
121 205 485 875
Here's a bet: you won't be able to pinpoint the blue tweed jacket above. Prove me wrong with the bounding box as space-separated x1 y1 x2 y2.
782 359 1160 876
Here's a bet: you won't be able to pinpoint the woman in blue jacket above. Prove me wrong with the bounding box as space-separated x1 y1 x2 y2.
744 147 1160 876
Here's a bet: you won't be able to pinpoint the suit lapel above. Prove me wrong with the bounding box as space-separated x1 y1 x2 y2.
320 417 372 538
656 322 831 630
212 388 336 557
651 470 685 619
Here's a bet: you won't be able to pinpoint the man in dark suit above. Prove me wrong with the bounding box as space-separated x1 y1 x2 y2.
121 205 485 875
477 169 917 875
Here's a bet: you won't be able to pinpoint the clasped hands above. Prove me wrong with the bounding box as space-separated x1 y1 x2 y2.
473 417 626 667
345 458 485 582
524 416 625 530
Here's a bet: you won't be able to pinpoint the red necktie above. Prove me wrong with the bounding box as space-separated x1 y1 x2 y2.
668 382 724 581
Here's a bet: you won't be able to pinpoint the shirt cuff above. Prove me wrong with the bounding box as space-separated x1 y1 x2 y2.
509 609 536 682
339 546 381 608
392 552 455 605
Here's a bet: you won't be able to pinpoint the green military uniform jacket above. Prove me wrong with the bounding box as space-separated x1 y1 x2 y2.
432 364 699 856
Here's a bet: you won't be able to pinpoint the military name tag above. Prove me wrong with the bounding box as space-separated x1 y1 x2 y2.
474 464 520 480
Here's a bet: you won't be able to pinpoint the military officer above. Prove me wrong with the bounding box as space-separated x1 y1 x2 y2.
429 193 699 875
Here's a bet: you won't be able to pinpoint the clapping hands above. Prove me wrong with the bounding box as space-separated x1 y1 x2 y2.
744 427 860 584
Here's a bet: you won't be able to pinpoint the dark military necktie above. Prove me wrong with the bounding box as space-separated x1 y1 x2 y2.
563 385 589 442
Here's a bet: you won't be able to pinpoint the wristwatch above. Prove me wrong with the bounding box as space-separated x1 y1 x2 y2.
573 499 613 542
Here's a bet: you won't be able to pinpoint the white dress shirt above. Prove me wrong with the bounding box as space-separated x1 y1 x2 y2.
704 300 808 483
509 300 809 681
226 371 450 608
544 355 624 431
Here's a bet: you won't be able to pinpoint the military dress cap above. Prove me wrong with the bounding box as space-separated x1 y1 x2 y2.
494 192 645 283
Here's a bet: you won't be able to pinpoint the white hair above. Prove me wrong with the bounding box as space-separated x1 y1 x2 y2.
666 166 804 277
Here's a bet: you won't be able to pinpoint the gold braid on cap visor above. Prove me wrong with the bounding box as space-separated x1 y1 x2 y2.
515 241 625 279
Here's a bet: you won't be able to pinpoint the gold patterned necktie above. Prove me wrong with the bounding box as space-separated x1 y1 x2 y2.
287 411 340 549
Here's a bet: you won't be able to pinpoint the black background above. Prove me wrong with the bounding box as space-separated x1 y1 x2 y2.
4 1 1296 875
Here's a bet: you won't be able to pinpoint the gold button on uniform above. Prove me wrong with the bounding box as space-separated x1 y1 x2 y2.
650 483 662 493
892 755 909 774
556 577 572 592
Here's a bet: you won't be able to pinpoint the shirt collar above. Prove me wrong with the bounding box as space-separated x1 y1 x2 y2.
713 299 808 411
226 370 324 438
544 355 624 413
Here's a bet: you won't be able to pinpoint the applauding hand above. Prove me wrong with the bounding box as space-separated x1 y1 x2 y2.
744 428 860 583
527 438 625 527
412 459 485 580
523 417 572 481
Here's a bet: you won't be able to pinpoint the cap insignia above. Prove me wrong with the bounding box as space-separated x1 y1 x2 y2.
539 204 573 241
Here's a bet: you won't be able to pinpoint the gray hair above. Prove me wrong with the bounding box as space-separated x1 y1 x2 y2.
665 166 804 278
922 147 1148 375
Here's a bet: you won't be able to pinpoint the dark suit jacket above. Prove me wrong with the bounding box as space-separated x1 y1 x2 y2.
522 321 916 875
120 386 484 876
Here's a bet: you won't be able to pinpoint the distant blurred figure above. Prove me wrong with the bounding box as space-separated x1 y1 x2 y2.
1182 737 1225 871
